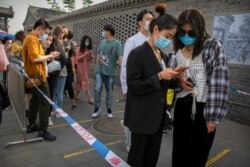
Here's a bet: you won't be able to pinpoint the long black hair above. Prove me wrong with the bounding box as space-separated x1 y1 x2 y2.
80 35 92 53
174 9 210 59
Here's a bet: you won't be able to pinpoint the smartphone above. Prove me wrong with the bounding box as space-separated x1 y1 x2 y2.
187 77 195 87
175 66 189 73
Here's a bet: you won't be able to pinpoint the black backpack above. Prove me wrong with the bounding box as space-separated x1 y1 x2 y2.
0 80 10 110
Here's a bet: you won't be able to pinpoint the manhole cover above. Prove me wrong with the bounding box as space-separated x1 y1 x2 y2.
93 118 124 135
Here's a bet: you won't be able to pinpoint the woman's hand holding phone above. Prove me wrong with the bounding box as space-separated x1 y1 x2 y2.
175 66 189 74
160 68 180 80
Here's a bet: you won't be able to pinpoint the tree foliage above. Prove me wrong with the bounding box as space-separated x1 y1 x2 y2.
47 0 93 12
47 0 65 12
63 0 75 12
82 0 93 7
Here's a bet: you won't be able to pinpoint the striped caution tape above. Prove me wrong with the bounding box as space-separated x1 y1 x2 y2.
23 72 130 167
229 86 250 96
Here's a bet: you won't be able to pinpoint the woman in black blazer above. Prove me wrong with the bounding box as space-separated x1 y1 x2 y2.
124 4 180 167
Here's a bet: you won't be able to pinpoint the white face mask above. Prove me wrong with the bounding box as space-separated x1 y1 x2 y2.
85 42 89 47
143 20 151 32
42 44 50 49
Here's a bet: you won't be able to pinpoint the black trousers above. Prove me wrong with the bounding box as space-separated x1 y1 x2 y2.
0 93 2 125
127 128 163 167
172 94 215 167
64 73 75 99
28 82 50 131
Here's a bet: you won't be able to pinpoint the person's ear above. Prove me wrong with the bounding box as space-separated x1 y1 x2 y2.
138 20 143 28
153 25 159 35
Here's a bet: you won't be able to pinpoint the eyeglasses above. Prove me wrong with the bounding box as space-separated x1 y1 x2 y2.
178 29 196 38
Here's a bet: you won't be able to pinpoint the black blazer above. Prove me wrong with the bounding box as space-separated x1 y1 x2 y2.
124 42 170 135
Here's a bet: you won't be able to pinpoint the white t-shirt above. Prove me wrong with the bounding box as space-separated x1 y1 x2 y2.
176 50 208 102
120 32 148 94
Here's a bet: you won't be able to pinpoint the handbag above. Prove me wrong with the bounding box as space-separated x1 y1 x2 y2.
47 60 61 73
0 80 10 110
25 75 43 88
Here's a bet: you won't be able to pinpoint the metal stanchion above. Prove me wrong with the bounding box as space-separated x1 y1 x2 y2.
4 59 43 148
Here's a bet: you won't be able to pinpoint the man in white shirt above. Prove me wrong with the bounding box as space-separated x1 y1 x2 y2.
120 9 154 152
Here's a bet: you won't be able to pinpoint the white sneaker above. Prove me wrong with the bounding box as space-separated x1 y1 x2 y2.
120 119 124 126
107 113 113 118
51 111 56 116
92 108 101 118
55 112 61 118
48 117 54 126
126 146 130 152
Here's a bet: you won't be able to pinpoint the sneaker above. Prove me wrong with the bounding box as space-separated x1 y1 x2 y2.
55 112 61 118
50 111 56 116
126 145 130 152
72 105 78 111
162 130 168 136
38 131 56 141
48 117 54 126
120 119 124 126
92 108 100 118
107 109 113 119
27 124 40 133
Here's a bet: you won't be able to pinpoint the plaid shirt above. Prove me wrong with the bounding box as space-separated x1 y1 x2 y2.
202 38 229 124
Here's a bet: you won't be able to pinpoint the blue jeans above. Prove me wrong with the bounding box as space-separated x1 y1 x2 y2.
94 73 114 110
53 76 66 108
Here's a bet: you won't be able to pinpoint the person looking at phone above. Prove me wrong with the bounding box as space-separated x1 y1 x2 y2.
124 4 180 167
172 9 229 167
22 18 59 141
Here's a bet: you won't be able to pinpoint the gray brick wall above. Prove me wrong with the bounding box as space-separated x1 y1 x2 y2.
48 0 250 125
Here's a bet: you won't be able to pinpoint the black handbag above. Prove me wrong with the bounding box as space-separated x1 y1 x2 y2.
0 80 10 110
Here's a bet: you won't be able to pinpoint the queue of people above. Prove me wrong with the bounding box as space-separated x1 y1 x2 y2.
0 2 229 167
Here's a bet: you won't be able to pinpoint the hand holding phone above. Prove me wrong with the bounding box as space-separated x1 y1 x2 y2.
187 77 195 87
175 66 189 73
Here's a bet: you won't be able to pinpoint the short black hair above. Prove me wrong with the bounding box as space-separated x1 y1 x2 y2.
103 24 115 36
136 9 153 26
33 18 52 30
15 30 25 41
2 37 11 44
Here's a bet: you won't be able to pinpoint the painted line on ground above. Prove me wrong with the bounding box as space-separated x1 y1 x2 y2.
206 149 231 167
48 110 124 129
64 140 123 159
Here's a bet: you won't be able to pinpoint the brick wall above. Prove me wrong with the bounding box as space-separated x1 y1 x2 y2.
48 0 250 125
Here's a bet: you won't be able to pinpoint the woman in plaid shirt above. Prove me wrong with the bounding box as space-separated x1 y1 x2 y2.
172 9 229 167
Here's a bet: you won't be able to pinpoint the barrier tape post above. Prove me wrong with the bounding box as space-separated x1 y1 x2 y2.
23 72 130 167
229 86 250 96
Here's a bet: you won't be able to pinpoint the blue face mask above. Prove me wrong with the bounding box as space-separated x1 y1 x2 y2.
178 34 196 46
154 35 172 49
101 31 106 39
40 33 48 42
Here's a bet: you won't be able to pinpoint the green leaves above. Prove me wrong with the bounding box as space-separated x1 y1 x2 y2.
47 0 93 12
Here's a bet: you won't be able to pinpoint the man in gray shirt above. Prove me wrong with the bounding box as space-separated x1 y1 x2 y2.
92 24 123 118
